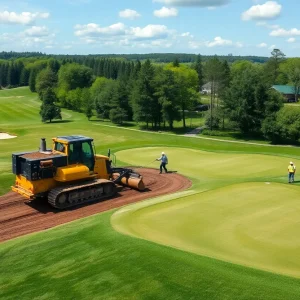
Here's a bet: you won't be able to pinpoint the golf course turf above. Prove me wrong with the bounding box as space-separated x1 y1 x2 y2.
1 87 300 299
112 181 300 278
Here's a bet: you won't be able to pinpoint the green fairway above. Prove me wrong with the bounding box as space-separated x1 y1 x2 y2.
1 88 300 299
2 211 300 300
112 182 300 278
115 147 297 181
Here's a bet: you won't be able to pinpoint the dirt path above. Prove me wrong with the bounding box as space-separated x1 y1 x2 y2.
0 168 191 243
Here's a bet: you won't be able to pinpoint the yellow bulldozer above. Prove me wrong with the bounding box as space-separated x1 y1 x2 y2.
11 135 145 209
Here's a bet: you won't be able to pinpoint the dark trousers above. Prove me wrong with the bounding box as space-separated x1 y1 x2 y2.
160 162 168 173
288 172 295 182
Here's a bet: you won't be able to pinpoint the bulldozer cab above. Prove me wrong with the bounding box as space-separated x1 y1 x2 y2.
53 136 95 171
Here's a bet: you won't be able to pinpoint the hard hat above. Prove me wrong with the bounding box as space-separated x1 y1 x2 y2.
290 161 293 164
162 152 165 155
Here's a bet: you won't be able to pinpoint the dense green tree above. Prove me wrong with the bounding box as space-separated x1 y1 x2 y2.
281 58 300 102
263 49 286 85
166 64 198 128
20 67 30 86
115 78 132 121
109 107 127 124
95 80 118 119
35 68 57 98
48 59 60 73
261 89 284 142
172 57 180 67
275 107 300 144
80 88 93 120
57 63 93 110
65 88 83 112
223 67 264 133
193 54 204 91
154 69 181 129
221 60 231 89
58 63 93 91
203 57 224 130
0 62 9 87
131 60 158 128
90 77 111 100
29 68 38 92
205 110 221 130
40 88 62 123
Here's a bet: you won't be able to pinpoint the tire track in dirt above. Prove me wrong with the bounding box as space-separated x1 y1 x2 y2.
0 168 191 242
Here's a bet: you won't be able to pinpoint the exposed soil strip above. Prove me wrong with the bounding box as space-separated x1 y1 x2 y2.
0 168 191 242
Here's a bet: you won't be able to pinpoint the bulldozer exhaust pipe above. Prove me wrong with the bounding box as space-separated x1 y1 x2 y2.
40 138 47 152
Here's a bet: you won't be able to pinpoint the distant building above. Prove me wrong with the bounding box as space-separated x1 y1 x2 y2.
201 82 220 95
272 85 300 102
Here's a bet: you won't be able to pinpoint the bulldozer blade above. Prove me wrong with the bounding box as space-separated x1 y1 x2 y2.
112 173 145 191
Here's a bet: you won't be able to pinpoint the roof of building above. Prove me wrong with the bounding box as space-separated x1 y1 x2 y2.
272 85 300 95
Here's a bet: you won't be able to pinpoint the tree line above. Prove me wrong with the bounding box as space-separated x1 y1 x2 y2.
0 51 269 63
203 49 300 144
35 57 203 129
1 49 300 144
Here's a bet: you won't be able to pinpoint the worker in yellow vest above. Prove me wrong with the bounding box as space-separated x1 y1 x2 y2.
288 161 296 183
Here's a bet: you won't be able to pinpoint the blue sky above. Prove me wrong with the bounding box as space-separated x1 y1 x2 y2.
0 0 299 57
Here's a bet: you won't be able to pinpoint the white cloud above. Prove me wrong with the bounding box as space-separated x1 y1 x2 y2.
269 44 276 50
86 39 96 44
74 22 126 36
205 36 233 47
188 36 242 49
154 7 178 17
0 11 49 25
188 41 201 49
257 42 267 48
270 27 300 37
256 21 279 29
287 37 296 43
153 0 230 7
181 32 193 38
74 22 173 48
130 24 169 39
241 1 281 21
119 9 141 19
23 26 49 37
151 40 172 47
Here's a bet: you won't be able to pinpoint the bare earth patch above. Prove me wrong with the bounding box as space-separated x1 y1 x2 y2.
0 168 191 242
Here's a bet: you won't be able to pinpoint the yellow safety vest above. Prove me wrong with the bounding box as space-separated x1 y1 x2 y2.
288 165 295 173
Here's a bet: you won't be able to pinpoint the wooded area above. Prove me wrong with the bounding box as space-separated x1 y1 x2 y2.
0 50 300 144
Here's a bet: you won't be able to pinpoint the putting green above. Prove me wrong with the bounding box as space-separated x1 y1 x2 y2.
113 182 300 278
116 147 296 180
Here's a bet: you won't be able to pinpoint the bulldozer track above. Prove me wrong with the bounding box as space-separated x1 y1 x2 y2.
47 179 116 209
0 168 192 243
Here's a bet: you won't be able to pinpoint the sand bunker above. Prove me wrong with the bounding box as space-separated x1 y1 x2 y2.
0 133 17 139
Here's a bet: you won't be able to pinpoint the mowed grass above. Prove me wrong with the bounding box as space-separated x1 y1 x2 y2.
2 211 300 300
113 182 300 278
114 148 300 278
1 88 300 299
115 147 296 182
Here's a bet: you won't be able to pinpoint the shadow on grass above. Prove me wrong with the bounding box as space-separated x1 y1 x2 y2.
45 120 73 124
137 125 197 135
202 129 268 142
